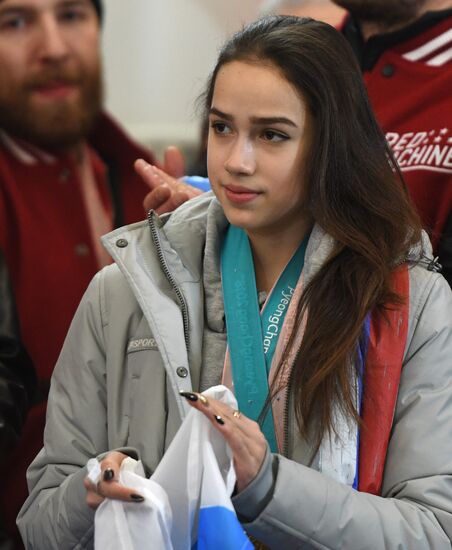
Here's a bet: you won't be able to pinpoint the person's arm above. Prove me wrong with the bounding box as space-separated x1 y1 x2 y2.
231 273 452 549
16 269 125 549
0 250 35 455
437 212 451 288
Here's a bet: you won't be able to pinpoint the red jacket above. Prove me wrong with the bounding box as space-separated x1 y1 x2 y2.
0 112 155 541
342 11 452 281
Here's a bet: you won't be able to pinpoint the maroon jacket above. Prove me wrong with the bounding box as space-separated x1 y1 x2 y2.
0 112 155 542
342 10 452 283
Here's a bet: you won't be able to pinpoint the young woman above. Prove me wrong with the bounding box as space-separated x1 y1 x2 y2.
18 16 452 549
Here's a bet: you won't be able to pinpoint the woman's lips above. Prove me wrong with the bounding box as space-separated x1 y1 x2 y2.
224 185 260 204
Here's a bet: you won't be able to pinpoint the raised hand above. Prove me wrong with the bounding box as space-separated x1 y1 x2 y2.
137 146 202 215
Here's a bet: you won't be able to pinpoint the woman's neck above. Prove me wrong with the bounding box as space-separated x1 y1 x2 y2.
248 223 312 294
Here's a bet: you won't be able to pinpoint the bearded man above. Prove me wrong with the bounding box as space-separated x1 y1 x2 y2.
0 1 184 546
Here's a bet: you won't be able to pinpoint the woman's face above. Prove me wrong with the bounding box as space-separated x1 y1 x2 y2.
207 60 313 242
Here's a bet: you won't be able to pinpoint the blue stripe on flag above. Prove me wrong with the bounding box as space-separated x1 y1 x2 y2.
192 506 253 550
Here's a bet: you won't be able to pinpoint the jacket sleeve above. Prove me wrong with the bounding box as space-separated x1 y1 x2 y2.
16 271 111 550
0 250 35 455
235 273 452 549
437 212 452 288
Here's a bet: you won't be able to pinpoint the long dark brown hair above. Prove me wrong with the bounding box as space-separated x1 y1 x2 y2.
204 16 423 452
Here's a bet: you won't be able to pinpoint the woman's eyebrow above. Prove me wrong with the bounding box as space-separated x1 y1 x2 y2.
209 107 233 121
209 107 297 128
250 116 297 127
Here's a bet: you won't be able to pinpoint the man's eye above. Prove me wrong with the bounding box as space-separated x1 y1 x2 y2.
262 130 288 142
211 122 232 135
59 9 87 23
0 15 27 31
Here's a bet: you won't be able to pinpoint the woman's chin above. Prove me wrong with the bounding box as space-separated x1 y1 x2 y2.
223 213 256 232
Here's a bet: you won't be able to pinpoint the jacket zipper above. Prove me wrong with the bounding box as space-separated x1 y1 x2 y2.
282 348 301 457
147 210 190 352
282 384 291 457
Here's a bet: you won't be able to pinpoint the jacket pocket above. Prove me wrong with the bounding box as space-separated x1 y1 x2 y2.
125 345 168 472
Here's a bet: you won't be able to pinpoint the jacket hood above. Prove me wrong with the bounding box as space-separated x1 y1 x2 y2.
102 192 434 291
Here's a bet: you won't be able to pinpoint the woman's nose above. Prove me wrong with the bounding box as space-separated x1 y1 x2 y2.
224 137 256 176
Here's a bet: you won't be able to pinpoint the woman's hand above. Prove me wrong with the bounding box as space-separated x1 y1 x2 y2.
180 391 268 492
83 451 144 510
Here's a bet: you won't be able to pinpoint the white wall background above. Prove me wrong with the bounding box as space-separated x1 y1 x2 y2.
101 0 263 155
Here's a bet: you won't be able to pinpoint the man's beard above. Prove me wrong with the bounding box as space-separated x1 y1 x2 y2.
0 63 103 152
332 0 426 26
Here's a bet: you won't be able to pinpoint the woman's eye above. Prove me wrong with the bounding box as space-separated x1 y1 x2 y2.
262 130 288 142
211 122 231 135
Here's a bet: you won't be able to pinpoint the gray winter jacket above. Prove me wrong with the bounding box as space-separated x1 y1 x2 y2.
17 194 452 549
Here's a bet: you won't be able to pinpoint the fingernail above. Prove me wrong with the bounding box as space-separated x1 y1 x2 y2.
137 159 149 170
130 493 145 502
179 391 198 402
103 468 114 481
214 415 225 425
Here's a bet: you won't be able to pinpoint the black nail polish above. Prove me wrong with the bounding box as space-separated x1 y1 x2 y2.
179 391 198 402
103 468 114 482
214 415 225 425
130 493 145 502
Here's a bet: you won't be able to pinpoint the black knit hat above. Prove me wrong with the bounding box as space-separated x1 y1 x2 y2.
91 0 103 20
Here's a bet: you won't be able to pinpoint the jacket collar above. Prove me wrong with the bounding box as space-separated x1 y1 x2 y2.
102 193 336 294
342 9 452 70
102 193 430 314
0 130 56 165
0 110 152 168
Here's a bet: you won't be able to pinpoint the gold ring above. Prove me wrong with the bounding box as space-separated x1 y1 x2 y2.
232 410 241 419
197 393 209 405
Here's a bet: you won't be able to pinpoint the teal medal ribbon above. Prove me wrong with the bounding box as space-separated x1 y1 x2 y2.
221 225 309 452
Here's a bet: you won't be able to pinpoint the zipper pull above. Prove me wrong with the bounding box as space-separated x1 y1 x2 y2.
427 256 442 273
